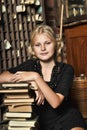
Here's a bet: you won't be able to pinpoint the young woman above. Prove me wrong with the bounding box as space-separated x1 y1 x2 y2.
0 25 86 130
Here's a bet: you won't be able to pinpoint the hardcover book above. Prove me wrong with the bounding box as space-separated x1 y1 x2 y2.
8 104 35 112
5 93 31 99
0 89 28 93
0 82 37 90
8 116 39 127
1 82 29 88
3 98 35 104
3 112 34 118
8 126 38 130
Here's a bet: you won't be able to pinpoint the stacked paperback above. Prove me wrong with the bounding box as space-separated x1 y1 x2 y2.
0 82 39 130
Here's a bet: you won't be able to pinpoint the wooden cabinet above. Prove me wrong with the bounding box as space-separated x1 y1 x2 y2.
65 0 87 18
64 23 87 77
55 0 87 25
64 23 87 119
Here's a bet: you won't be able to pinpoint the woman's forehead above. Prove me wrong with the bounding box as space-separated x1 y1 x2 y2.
35 33 54 40
34 34 51 42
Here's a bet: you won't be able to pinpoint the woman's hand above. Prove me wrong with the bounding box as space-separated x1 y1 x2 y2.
10 71 39 82
30 81 45 106
35 88 45 106
10 71 45 105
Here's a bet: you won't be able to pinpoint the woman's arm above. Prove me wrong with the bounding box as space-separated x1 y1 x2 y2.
0 71 14 83
35 74 64 108
10 71 64 108
0 71 45 106
29 81 45 106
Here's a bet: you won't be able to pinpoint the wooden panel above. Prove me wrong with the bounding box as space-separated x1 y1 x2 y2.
64 24 87 76
64 24 87 38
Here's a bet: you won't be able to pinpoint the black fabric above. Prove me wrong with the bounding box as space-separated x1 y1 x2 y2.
8 59 87 130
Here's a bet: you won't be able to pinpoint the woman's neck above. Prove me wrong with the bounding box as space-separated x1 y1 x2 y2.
40 59 55 69
40 59 55 82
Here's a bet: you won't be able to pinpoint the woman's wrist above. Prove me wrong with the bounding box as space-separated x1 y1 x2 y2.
34 72 40 81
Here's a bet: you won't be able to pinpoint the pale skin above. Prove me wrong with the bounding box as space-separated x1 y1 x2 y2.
0 34 85 130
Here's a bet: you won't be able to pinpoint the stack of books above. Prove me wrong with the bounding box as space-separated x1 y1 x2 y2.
0 82 39 130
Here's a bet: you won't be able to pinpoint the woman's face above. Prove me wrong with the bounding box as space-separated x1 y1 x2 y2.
33 34 56 62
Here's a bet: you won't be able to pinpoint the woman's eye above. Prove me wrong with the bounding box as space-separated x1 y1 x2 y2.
34 44 40 47
46 42 51 45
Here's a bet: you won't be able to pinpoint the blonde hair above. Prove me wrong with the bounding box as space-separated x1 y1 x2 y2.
28 24 63 60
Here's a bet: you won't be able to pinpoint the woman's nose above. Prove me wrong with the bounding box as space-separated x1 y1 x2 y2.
41 44 46 51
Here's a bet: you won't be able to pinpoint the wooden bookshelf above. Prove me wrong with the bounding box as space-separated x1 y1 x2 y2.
0 0 45 73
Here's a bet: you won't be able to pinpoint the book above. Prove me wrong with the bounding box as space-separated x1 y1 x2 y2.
8 116 39 127
3 98 35 104
8 126 37 130
4 117 27 121
0 82 37 90
0 89 29 93
8 104 35 112
4 114 37 121
3 112 34 118
5 93 31 99
1 82 29 88
3 102 33 106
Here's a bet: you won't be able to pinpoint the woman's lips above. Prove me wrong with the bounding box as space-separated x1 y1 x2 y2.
40 52 48 55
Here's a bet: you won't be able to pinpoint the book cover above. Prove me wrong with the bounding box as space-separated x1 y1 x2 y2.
8 104 35 112
4 98 35 104
8 126 38 130
8 116 39 127
5 93 31 99
3 112 34 118
4 117 27 121
3 102 33 106
0 89 29 93
0 82 37 90
1 82 29 87
3 89 36 98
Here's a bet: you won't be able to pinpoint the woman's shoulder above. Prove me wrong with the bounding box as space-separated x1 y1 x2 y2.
56 61 74 72
24 58 38 65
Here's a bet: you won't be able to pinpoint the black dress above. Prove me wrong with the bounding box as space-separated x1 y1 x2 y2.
8 59 87 130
